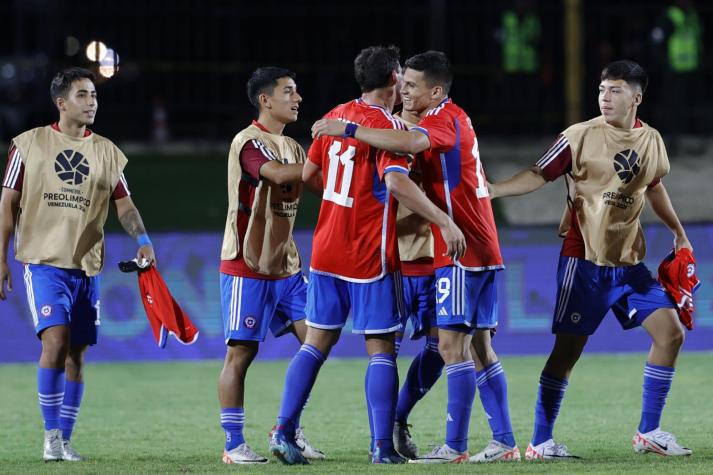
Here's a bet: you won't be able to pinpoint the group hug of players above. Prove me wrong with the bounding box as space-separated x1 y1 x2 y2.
0 45 696 464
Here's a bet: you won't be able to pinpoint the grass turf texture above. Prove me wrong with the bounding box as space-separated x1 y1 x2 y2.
0 353 711 474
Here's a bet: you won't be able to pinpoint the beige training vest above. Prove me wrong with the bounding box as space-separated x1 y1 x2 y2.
394 114 434 262
12 126 127 276
561 116 669 266
220 124 304 277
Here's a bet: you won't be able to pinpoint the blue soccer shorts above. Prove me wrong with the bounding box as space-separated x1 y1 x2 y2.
434 266 500 334
23 264 100 345
220 272 307 343
552 255 676 335
305 272 403 334
401 274 436 339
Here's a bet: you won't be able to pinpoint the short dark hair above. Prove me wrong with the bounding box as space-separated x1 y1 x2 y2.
50 67 96 105
405 50 453 94
600 60 648 94
246 67 296 111
353 45 401 92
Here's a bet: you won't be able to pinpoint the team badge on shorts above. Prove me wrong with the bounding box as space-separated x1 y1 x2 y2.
41 305 52 317
570 312 581 324
244 315 256 329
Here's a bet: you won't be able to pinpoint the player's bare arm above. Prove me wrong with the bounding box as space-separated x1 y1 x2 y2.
489 166 547 199
385 172 466 260
0 188 20 300
259 161 303 185
645 181 692 252
311 118 430 155
115 196 156 265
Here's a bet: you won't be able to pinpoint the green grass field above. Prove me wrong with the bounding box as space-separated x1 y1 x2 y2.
1 353 711 474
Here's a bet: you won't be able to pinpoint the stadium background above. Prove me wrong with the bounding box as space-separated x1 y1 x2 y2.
1 0 711 362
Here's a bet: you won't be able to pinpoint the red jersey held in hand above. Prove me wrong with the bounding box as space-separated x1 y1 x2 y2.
657 248 701 330
138 266 200 347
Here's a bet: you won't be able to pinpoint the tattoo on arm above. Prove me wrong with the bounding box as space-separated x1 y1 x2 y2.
118 208 147 240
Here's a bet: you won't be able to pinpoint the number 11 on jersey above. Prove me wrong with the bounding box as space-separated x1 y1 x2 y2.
323 140 356 208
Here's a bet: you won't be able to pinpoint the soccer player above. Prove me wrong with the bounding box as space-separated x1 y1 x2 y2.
217 67 324 464
312 50 519 463
269 45 465 465
488 60 693 458
390 108 519 464
0 67 155 462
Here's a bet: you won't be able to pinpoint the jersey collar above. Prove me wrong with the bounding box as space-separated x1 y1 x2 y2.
251 120 271 133
51 122 92 137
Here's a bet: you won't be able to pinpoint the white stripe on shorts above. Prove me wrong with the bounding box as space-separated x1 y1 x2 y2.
23 265 39 327
555 258 578 322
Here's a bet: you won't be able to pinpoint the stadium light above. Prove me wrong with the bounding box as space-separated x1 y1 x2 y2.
85 41 107 62
98 48 120 78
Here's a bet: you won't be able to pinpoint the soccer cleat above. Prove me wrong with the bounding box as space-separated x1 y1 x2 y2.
62 440 84 461
633 428 692 456
469 439 521 462
393 421 419 459
372 444 407 464
408 444 469 464
43 429 63 462
269 428 309 465
222 443 269 464
525 439 580 460
295 427 326 460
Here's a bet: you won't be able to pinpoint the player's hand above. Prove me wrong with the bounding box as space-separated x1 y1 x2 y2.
0 261 12 300
137 245 156 267
487 181 497 199
674 233 693 253
311 119 346 139
439 219 466 261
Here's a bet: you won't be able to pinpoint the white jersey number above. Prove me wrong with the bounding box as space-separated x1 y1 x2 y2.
323 141 356 208
436 277 451 304
472 137 489 199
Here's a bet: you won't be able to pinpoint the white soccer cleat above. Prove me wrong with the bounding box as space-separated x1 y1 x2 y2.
525 439 579 460
222 443 269 464
295 427 326 460
62 440 84 461
393 421 419 459
408 444 469 464
469 439 521 462
43 429 63 462
633 428 692 456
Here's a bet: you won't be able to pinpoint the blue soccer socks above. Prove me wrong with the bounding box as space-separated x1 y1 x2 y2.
476 361 516 447
396 337 444 423
639 363 675 433
221 408 245 451
444 361 476 452
38 367 65 431
532 372 568 446
277 344 325 439
59 380 84 440
367 353 398 451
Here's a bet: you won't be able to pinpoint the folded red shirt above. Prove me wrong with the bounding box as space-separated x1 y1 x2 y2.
657 248 701 331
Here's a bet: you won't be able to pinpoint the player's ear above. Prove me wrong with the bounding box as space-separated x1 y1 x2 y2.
431 85 443 100
55 96 65 112
259 92 271 110
633 90 643 107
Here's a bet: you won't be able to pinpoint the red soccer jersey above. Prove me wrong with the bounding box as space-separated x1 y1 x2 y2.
308 99 409 282
413 99 503 270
